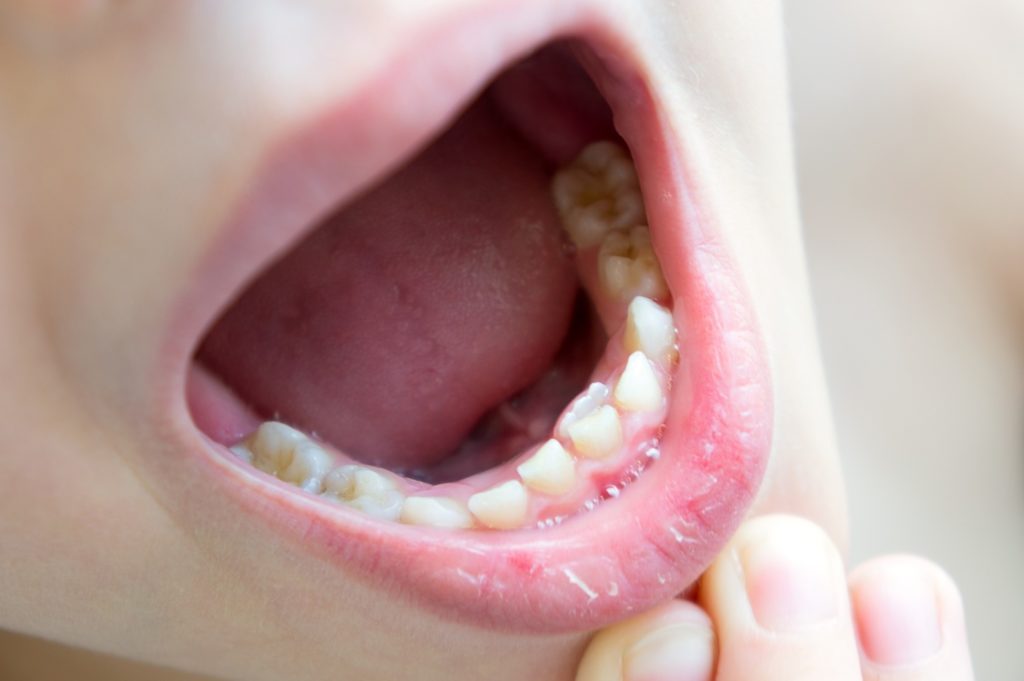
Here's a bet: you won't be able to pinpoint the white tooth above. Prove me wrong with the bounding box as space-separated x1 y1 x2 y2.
517 440 575 495
400 496 474 529
613 352 664 412
229 443 254 464
250 421 306 473
598 226 668 301
321 465 357 498
557 382 609 439
468 481 529 530
349 489 405 521
551 141 645 248
625 296 677 364
567 405 623 460
350 468 397 497
279 441 332 491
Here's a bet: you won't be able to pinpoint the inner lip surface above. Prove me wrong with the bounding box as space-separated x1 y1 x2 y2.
157 4 772 635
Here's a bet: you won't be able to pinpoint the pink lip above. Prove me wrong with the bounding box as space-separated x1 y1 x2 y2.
157 2 771 634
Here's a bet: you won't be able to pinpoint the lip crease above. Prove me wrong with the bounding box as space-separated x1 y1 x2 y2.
157 1 771 634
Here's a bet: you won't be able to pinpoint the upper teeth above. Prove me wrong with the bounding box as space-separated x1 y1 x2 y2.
551 141 645 248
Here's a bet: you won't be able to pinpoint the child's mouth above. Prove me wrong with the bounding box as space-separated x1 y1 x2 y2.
165 11 770 633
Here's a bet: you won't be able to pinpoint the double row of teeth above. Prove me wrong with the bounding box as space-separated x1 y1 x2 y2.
231 296 676 530
229 141 679 531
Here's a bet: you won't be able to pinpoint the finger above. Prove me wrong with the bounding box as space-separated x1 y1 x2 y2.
575 599 715 681
850 555 975 681
699 514 862 681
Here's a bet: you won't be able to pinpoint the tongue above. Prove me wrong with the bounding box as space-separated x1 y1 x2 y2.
199 98 578 470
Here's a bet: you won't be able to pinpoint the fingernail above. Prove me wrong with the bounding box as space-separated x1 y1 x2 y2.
622 622 714 681
740 522 839 631
852 562 943 666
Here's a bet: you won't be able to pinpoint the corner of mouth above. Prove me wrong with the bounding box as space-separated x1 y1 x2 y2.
157 3 772 634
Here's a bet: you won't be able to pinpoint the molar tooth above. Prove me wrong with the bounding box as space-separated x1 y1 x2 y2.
557 382 609 440
625 296 678 364
567 405 623 460
517 440 575 495
400 497 474 529
321 465 358 498
468 481 529 530
598 226 668 301
279 441 332 491
613 352 664 412
250 421 306 473
349 489 405 521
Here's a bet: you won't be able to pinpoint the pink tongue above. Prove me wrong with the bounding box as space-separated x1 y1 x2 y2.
199 99 578 469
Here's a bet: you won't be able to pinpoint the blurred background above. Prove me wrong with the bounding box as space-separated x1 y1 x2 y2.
786 3 1024 679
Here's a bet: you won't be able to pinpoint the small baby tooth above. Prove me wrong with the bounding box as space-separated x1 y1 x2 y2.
250 421 306 472
567 405 623 459
468 481 529 530
625 296 677 364
322 465 357 498
517 440 575 495
598 226 668 301
613 352 664 412
280 441 332 490
400 496 474 529
229 443 254 464
349 489 405 521
557 382 609 440
351 467 397 497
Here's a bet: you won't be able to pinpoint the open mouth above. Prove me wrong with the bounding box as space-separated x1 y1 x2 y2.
168 13 770 634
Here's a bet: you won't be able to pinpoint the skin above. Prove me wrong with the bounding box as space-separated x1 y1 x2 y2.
0 1 843 680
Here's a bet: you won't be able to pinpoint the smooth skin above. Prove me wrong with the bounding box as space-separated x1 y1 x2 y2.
0 0 979 679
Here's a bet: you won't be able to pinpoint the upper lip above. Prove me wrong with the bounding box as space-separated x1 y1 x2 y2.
156 1 771 633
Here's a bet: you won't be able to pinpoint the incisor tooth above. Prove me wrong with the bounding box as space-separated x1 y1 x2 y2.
557 382 609 440
468 481 529 530
280 441 332 491
625 296 677 364
613 352 664 412
598 226 668 301
400 497 474 529
567 405 623 459
517 440 575 495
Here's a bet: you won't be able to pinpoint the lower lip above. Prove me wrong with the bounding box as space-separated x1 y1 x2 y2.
159 5 771 634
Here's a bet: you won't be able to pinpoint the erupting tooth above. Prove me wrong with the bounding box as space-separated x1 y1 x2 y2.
229 443 253 464
557 382 609 440
517 439 575 495
613 352 664 412
551 141 645 248
567 405 623 460
279 441 332 491
249 421 306 473
468 481 529 530
624 296 678 364
400 496 474 529
598 226 669 301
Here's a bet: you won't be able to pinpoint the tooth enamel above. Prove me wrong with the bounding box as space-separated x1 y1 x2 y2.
249 421 306 473
468 481 529 530
349 489 405 521
625 296 678 364
279 441 332 491
517 439 575 495
613 352 664 412
321 465 357 498
400 496 474 529
551 141 645 248
557 382 610 440
598 226 668 301
229 443 254 464
567 404 623 460
322 465 404 520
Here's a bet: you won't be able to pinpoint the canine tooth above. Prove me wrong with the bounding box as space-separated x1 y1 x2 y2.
349 489 405 521
613 352 664 412
551 141 645 248
557 382 609 439
468 481 529 530
249 421 306 473
279 441 332 491
517 440 575 495
567 405 623 459
625 296 677 363
598 226 668 301
400 497 474 529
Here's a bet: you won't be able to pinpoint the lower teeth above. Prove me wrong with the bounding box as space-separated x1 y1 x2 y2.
227 141 680 531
